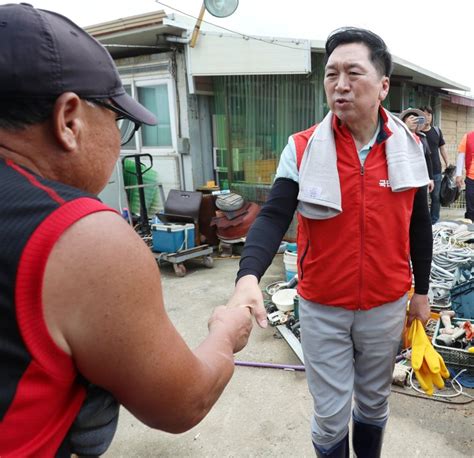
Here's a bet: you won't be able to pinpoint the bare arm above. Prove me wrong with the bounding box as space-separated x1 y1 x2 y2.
439 144 449 167
456 152 466 188
43 211 252 433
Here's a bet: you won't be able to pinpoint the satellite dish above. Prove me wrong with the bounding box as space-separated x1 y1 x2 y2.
204 0 239 18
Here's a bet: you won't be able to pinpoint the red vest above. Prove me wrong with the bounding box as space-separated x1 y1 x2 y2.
294 113 416 310
465 131 474 178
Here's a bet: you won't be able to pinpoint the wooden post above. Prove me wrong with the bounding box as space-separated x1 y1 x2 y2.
190 3 206 48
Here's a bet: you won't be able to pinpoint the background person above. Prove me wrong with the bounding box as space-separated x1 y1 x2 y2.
419 105 449 224
455 131 474 221
227 27 432 458
399 108 434 192
0 4 252 455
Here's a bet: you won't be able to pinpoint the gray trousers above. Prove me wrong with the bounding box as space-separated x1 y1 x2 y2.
299 294 407 450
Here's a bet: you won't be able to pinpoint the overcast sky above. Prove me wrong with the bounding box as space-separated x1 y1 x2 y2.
9 0 474 96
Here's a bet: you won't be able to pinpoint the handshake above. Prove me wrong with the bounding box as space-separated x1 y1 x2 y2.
408 319 450 395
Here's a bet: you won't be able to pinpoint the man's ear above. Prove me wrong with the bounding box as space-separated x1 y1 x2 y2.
52 93 83 152
379 76 390 102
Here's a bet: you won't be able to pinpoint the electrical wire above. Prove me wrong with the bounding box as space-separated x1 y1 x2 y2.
391 386 473 404
409 368 461 399
155 1 309 51
390 361 473 403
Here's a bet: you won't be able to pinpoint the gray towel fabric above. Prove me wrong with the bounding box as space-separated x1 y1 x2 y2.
297 108 429 220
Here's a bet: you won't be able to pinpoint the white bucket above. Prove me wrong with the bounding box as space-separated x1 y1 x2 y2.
283 250 297 282
272 288 297 312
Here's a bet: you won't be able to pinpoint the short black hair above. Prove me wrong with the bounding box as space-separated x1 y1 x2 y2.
419 105 433 114
324 27 393 77
0 97 56 130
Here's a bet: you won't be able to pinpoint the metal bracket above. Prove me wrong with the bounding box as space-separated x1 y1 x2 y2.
276 325 304 364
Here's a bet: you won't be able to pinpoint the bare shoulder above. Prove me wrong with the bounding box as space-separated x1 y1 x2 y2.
46 210 155 282
43 210 160 328
42 209 167 379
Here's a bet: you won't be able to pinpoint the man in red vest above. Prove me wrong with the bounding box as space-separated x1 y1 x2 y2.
455 131 474 220
228 27 432 458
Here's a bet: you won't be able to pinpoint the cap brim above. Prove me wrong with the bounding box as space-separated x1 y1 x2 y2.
399 108 425 120
111 92 157 126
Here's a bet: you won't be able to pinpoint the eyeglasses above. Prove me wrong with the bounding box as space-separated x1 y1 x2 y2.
88 99 141 146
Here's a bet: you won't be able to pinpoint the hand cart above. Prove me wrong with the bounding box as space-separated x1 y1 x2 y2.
152 244 214 277
121 154 215 276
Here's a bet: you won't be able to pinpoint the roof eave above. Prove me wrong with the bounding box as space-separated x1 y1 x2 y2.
85 10 169 37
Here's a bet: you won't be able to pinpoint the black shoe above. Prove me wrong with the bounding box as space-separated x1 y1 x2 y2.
313 434 349 457
352 420 384 458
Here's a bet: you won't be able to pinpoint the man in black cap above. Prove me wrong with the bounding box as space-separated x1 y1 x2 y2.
0 4 252 455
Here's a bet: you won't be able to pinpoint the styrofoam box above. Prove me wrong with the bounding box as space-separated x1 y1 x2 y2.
151 223 195 253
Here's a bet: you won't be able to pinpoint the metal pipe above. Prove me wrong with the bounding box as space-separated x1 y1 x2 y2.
235 360 305 371
166 36 191 44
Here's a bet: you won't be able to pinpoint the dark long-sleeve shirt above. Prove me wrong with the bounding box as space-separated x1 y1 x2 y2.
419 133 434 180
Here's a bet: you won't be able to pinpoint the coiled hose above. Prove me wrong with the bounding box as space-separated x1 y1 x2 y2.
430 222 474 302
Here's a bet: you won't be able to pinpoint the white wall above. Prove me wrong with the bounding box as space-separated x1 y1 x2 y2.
187 33 311 77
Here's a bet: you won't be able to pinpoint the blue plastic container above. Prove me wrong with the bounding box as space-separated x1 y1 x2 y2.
450 280 474 319
151 223 195 253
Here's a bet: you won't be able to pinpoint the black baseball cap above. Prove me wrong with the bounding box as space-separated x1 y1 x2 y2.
0 3 157 125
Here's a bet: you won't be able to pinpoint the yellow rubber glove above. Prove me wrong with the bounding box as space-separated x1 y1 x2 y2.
408 319 450 395
416 360 435 395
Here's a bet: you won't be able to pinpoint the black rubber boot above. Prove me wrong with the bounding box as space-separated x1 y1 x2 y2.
352 420 384 458
313 434 349 457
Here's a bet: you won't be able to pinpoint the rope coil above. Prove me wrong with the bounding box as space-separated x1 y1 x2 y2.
430 222 474 302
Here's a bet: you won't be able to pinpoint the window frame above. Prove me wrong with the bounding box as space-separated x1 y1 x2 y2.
119 77 177 154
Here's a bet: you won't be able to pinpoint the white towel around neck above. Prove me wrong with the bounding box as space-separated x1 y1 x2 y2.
297 108 429 220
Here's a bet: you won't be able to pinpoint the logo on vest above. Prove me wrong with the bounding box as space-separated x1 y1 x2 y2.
302 186 323 199
379 179 391 188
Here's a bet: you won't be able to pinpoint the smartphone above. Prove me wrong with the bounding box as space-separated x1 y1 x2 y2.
416 116 426 125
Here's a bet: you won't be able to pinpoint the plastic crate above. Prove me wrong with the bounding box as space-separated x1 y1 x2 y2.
450 280 474 319
432 318 474 377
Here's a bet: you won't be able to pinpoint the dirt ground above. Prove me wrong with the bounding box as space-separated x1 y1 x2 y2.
105 242 473 457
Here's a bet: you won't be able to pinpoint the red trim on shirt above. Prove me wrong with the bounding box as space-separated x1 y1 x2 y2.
0 198 115 455
6 159 66 205
15 197 112 378
0 362 86 457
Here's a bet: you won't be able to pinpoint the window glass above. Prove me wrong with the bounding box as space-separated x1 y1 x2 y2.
121 85 136 150
137 85 172 147
213 74 316 199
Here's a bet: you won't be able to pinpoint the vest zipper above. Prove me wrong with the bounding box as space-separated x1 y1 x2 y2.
359 163 365 309
298 240 310 281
